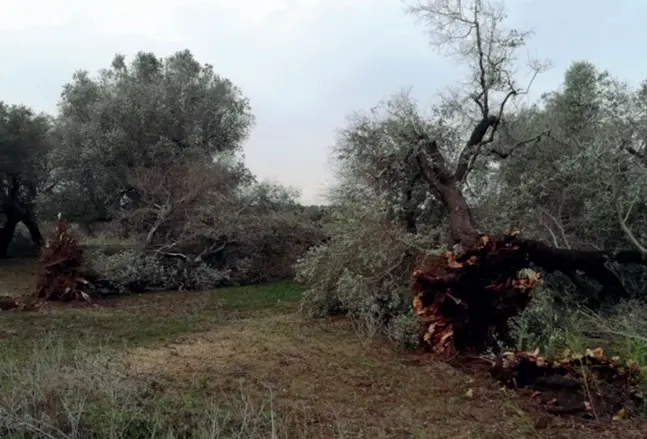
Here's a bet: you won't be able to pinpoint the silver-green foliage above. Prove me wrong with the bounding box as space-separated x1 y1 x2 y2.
91 250 231 292
296 209 440 347
41 50 254 225
482 61 647 254
508 280 582 357
296 91 455 346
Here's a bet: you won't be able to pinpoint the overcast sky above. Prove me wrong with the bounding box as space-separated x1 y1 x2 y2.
2 0 647 204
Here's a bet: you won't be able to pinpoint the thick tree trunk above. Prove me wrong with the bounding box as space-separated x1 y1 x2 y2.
0 217 19 258
0 206 44 258
22 215 44 248
439 184 479 249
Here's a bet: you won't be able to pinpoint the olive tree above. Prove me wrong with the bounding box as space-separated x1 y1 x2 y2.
0 103 52 257
298 0 647 353
483 61 647 256
42 49 254 230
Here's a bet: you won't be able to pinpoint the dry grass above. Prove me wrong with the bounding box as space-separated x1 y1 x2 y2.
125 313 537 438
1 258 646 438
1 317 537 439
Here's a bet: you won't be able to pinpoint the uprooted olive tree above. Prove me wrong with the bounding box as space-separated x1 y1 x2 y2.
405 0 647 356
402 0 647 419
295 0 647 419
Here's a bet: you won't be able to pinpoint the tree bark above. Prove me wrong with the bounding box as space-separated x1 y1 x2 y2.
0 216 19 258
402 187 418 234
439 184 480 249
0 203 44 258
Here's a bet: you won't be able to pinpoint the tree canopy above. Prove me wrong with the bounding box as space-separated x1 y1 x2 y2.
0 102 52 256
42 49 255 227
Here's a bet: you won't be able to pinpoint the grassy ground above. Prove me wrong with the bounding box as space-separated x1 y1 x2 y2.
1 259 645 438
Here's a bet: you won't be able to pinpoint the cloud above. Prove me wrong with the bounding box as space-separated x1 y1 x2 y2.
2 0 647 204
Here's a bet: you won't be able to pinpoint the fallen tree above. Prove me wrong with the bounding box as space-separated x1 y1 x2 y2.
411 228 647 356
410 122 647 416
35 218 119 302
35 218 92 301
405 0 646 419
406 0 647 356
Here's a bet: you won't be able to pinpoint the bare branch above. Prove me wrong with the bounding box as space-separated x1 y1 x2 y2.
539 208 571 249
612 176 647 255
144 203 172 246
625 143 647 167
408 1 548 183
158 236 228 264
454 115 498 181
120 159 243 263
489 130 548 159
473 0 489 117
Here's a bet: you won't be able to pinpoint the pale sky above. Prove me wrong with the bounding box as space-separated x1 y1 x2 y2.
2 0 647 204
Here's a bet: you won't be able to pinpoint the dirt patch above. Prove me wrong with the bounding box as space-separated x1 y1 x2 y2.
0 258 38 297
454 355 647 437
125 314 535 438
124 313 647 438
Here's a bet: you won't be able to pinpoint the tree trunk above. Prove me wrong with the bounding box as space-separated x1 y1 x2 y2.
402 187 418 234
0 217 19 258
22 215 44 248
439 184 480 249
0 207 44 258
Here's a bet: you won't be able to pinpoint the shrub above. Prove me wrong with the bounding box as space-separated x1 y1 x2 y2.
91 250 230 293
507 279 584 357
295 211 441 343
387 312 422 349
224 211 325 285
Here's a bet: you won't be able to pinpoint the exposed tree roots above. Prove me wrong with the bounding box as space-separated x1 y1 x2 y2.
491 348 644 419
412 230 646 420
34 219 121 302
412 230 540 356
35 219 92 301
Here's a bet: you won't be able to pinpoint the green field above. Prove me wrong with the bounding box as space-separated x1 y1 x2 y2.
1 259 644 439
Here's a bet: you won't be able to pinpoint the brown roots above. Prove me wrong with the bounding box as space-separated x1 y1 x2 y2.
412 231 539 356
412 230 645 419
492 348 644 419
35 219 92 301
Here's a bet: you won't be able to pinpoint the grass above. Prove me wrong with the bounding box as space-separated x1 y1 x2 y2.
0 280 302 363
1 259 646 438
510 287 647 391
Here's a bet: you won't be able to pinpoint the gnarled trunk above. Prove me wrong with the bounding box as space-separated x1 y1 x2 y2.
0 216 19 258
438 184 479 249
0 202 44 258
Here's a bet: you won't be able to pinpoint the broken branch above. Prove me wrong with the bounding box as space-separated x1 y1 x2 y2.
490 131 548 159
